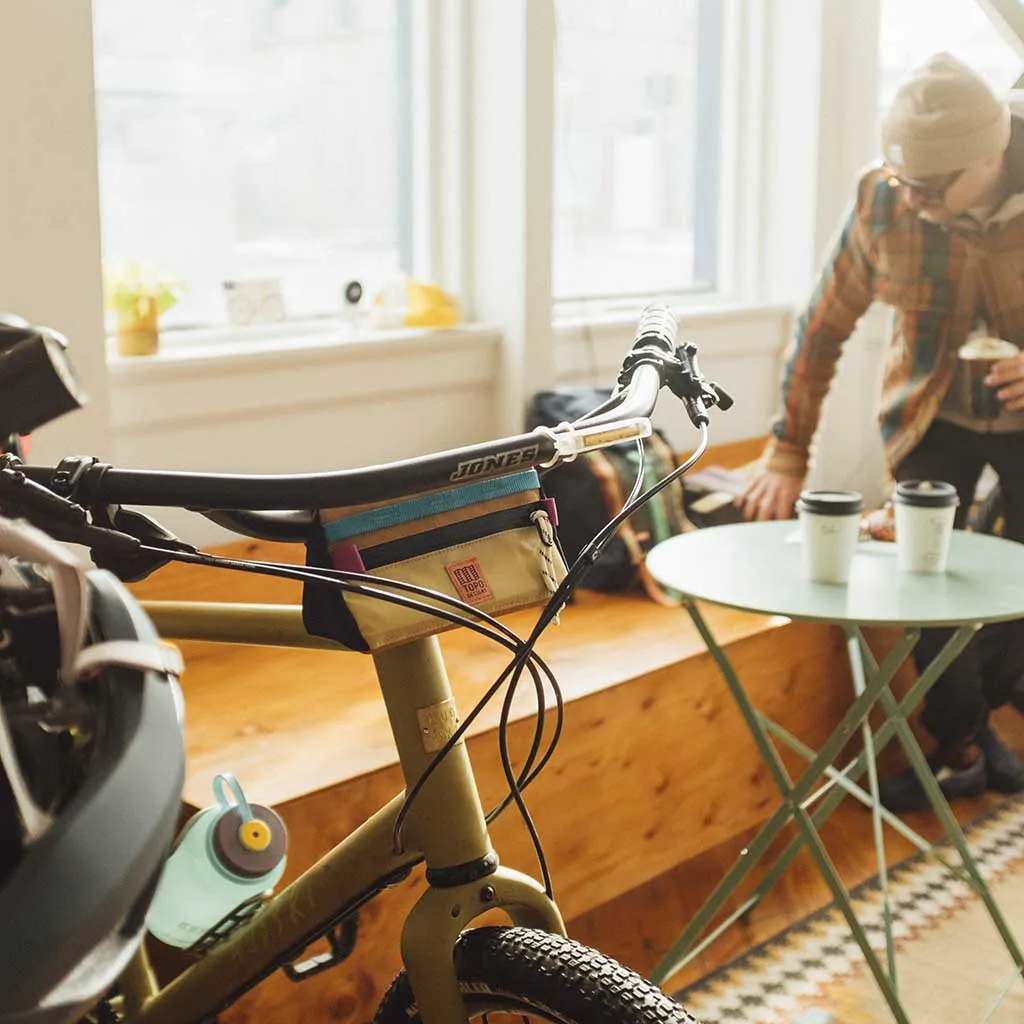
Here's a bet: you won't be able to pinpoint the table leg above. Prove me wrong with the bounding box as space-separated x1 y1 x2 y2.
651 602 920 1021
845 627 898 984
760 717 968 879
738 624 975 907
850 624 1024 978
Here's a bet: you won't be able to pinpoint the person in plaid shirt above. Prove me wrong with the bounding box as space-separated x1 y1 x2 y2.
739 53 1024 813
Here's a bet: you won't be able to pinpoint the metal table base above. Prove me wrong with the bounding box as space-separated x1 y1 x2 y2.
650 599 1024 1024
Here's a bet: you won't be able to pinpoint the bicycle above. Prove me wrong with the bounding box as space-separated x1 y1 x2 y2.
0 306 732 1024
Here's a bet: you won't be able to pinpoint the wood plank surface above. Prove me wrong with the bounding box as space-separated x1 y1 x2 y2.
129 539 785 808
161 594 784 809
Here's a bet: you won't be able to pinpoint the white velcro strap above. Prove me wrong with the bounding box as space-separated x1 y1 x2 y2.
75 641 184 681
0 704 51 841
0 517 87 683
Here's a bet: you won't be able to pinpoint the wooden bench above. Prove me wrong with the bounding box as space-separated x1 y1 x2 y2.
127 436 865 1022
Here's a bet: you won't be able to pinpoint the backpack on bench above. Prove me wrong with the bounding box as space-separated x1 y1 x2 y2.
526 387 691 605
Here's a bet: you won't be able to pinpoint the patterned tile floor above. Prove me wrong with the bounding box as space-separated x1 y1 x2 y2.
673 797 1024 1023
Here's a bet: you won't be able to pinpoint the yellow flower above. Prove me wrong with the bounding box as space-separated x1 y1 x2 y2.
103 260 186 324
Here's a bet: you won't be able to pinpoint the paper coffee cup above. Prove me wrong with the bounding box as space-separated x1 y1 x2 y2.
795 490 864 584
958 337 1019 420
893 480 959 574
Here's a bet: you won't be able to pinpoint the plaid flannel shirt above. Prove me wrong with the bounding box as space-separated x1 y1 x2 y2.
764 117 1024 477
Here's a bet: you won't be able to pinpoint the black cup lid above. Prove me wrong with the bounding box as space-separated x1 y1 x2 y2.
894 480 959 508
796 490 864 516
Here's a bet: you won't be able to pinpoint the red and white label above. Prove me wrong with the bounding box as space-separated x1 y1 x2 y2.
444 557 494 604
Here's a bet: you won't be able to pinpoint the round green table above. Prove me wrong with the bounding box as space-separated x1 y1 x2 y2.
646 521 1024 1023
648 520 1024 628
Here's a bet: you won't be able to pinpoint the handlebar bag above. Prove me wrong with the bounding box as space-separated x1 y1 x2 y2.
302 469 567 651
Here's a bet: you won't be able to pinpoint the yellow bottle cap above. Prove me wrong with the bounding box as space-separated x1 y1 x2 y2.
238 819 272 853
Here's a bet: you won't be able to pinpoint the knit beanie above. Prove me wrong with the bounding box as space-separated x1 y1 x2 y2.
881 52 1011 179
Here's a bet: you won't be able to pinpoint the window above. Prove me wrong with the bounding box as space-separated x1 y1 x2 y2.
92 0 410 330
878 0 1022 112
552 0 725 303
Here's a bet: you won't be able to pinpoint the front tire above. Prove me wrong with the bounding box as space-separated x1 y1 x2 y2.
373 926 698 1023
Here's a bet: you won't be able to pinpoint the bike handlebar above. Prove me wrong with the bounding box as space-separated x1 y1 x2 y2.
574 305 677 429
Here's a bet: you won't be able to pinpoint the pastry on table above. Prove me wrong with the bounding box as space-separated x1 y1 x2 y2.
862 502 895 542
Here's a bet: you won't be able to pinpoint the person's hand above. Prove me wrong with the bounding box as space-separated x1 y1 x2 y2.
736 470 804 521
986 351 1024 411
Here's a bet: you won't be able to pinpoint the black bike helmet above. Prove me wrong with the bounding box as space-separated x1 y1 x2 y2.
0 553 185 1024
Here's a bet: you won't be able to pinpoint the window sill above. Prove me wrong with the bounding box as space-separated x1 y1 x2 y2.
105 321 503 436
105 321 499 378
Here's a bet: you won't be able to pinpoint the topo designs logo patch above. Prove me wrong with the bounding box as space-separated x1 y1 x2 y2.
445 557 494 604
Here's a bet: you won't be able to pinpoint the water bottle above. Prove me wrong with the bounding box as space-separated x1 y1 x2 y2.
146 773 288 949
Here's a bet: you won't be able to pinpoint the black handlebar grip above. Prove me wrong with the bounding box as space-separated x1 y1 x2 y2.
632 304 678 354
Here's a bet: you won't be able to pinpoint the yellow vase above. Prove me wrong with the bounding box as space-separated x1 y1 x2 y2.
115 298 160 357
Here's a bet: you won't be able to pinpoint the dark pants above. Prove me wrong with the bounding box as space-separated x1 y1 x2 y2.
894 420 1024 749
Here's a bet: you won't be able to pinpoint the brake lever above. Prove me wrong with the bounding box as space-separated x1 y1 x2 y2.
707 381 735 412
0 458 193 582
87 506 197 582
667 343 733 426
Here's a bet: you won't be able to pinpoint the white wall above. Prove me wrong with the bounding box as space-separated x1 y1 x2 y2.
804 314 889 508
757 0 889 507
0 0 110 460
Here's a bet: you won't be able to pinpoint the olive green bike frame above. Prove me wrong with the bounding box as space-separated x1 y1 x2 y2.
118 602 566 1024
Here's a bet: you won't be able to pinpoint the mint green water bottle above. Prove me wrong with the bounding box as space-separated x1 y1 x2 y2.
146 773 288 950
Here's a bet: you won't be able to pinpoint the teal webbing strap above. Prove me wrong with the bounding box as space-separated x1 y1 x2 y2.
323 469 541 543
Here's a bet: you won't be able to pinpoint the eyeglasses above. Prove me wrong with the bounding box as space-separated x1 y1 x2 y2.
885 167 966 203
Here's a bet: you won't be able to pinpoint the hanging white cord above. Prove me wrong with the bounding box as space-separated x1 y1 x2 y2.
75 641 183 680
0 700 50 841
0 517 88 684
0 517 89 840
